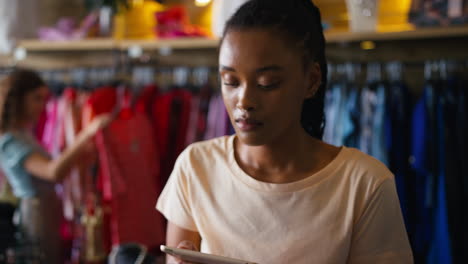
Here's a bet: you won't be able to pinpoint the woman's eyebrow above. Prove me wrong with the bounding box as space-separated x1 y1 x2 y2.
256 65 283 73
219 65 284 73
220 65 236 72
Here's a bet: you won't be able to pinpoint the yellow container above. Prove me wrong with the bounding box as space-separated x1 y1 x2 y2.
113 0 166 40
315 0 413 32
377 0 413 31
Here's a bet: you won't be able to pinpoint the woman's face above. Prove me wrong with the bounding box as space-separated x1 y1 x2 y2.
23 86 49 125
219 29 321 146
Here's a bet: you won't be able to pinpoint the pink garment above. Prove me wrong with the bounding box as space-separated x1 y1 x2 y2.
61 88 85 221
41 98 59 151
41 97 66 157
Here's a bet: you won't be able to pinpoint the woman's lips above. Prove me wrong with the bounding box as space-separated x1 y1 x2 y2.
235 118 263 132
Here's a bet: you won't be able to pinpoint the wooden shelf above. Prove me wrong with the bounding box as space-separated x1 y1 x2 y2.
326 25 468 43
121 38 219 50
6 25 467 68
15 25 468 53
17 37 219 52
19 38 118 51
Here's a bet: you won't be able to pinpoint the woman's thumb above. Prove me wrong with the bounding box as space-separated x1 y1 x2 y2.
177 240 198 251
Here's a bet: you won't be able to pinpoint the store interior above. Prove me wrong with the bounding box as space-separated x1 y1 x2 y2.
0 0 467 263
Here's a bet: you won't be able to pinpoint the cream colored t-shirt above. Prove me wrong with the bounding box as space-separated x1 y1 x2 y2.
156 136 413 264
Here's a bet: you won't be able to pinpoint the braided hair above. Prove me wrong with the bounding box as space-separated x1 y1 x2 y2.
221 0 327 139
0 69 45 133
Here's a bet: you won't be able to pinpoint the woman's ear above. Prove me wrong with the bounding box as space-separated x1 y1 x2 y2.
305 62 322 99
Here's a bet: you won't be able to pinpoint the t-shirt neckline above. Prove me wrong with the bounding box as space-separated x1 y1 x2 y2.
227 135 348 193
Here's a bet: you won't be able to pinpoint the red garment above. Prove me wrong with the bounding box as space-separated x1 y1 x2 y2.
85 87 165 250
81 87 119 255
95 109 165 249
35 107 48 142
152 89 192 186
135 84 159 116
82 87 118 127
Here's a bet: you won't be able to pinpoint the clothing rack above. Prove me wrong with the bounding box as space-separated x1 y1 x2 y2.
325 59 468 264
32 65 219 96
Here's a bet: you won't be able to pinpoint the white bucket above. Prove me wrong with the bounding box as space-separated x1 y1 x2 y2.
345 0 380 32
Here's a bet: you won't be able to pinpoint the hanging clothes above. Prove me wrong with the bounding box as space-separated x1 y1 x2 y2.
323 82 347 146
94 102 165 250
410 87 432 263
455 82 468 262
385 81 412 231
62 88 86 221
205 94 230 140
440 77 468 264
359 82 389 165
153 89 192 186
85 88 165 251
427 87 453 264
41 98 61 154
342 86 360 149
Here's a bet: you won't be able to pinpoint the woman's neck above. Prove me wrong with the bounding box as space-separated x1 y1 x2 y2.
235 128 328 183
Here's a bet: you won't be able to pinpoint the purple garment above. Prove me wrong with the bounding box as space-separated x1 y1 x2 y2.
205 95 230 140
185 95 200 146
38 13 98 41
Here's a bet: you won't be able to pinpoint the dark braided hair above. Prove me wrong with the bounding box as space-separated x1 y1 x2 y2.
221 0 327 139
0 69 46 133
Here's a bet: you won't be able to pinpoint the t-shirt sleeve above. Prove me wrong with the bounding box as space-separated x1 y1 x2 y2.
347 178 414 264
156 149 198 232
0 135 35 169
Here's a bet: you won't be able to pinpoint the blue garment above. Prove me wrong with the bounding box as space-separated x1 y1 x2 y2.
386 81 411 236
0 132 53 198
343 87 359 149
371 84 388 166
323 83 344 146
427 95 453 264
324 83 360 148
456 85 468 261
359 83 388 165
442 79 465 263
359 85 375 156
410 88 432 263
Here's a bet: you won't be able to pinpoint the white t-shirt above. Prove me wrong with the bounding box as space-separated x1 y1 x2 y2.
156 136 413 264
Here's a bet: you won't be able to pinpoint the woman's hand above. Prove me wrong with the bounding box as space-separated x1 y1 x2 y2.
83 113 114 138
167 240 199 264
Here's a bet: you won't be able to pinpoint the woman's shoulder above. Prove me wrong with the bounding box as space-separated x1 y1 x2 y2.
339 147 394 189
176 136 233 165
0 132 25 151
183 136 232 156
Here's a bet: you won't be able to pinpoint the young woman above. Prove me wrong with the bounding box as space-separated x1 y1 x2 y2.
157 0 413 263
0 69 111 264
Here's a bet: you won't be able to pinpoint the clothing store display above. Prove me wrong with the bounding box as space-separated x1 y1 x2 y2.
95 109 165 249
410 91 432 263
324 62 468 264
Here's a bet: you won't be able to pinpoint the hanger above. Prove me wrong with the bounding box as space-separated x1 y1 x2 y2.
386 61 403 83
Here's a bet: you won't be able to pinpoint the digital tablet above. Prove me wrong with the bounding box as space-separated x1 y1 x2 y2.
160 245 258 264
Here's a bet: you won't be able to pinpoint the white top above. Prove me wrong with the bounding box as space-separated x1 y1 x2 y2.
157 135 413 264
